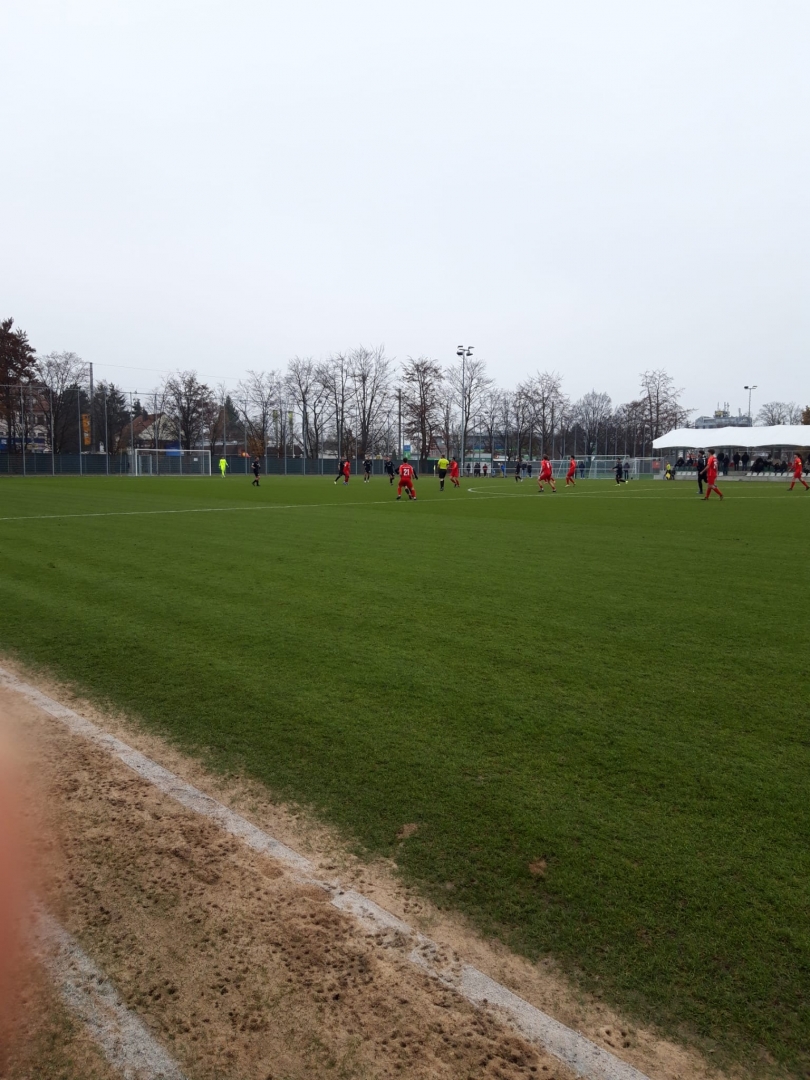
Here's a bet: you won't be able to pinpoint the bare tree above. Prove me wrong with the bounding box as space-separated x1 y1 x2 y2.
348 345 392 455
574 391 613 455
144 385 171 449
401 357 443 465
239 370 279 456
524 371 566 456
164 371 212 450
285 359 315 457
436 382 457 457
480 389 502 457
510 383 533 459
445 358 493 458
319 354 352 457
36 351 88 453
756 401 802 425
638 370 689 439
499 392 513 459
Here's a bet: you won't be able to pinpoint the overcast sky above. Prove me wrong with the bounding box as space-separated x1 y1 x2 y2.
2 0 808 418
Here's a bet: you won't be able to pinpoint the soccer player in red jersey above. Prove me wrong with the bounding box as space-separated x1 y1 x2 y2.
565 456 577 487
537 454 557 493
342 458 351 485
788 453 809 490
449 457 460 488
396 459 418 500
703 449 723 500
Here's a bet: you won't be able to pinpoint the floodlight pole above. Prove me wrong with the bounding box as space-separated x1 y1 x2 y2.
456 345 473 472
744 385 758 424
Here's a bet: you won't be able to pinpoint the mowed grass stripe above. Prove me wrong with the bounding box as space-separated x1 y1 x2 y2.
1 476 808 1075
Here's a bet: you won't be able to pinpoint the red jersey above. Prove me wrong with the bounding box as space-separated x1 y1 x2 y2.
342 461 351 476
793 456 803 477
566 458 576 476
706 454 718 478
540 460 553 479
449 461 459 477
398 463 415 481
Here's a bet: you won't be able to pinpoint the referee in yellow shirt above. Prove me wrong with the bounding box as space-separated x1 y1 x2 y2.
436 455 450 491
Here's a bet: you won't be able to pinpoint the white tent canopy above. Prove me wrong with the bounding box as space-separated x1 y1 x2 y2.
652 425 810 450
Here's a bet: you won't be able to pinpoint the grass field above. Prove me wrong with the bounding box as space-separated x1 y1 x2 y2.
1 474 808 1074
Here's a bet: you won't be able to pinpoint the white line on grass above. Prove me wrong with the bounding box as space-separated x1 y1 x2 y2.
0 487 801 522
0 500 397 523
2 665 651 1080
464 486 797 500
34 907 187 1080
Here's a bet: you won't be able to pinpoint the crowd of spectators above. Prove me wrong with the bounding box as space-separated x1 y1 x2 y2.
672 451 808 475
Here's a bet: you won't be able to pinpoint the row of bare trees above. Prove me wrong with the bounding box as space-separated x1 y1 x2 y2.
3 315 727 461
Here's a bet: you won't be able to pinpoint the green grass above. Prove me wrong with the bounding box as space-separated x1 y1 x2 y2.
1 474 809 1074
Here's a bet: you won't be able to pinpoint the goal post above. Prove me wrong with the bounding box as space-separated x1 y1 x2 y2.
128 449 211 476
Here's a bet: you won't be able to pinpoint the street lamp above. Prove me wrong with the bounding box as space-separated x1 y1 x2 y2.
456 345 473 472
744 385 758 425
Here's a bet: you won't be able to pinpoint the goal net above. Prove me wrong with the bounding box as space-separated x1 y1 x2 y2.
128 450 211 476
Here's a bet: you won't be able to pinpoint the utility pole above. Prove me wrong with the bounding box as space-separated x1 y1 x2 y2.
397 388 402 458
456 345 473 472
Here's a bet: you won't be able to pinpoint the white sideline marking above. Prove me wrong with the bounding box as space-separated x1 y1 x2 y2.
0 500 395 523
34 908 187 1080
2 666 651 1080
0 486 799 522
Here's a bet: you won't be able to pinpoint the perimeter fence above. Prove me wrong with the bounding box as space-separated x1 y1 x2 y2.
0 453 665 478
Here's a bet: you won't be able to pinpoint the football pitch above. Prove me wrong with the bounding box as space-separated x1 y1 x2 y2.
1 474 808 1073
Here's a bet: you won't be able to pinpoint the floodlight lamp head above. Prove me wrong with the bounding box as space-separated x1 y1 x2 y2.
457 346 464 355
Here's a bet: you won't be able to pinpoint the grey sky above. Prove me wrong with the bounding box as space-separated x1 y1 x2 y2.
2 0 808 419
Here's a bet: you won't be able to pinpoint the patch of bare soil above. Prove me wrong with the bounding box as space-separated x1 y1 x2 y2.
0 665 747 1080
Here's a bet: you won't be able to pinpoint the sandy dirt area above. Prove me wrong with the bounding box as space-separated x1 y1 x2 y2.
0 667 744 1080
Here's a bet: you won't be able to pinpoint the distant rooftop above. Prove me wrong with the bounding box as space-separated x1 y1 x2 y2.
694 407 752 429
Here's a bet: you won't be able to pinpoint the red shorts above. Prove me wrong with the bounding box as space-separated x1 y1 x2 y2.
540 471 552 481
566 469 575 478
707 472 718 484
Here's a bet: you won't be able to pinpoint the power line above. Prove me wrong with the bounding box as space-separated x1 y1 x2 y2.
90 362 247 384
